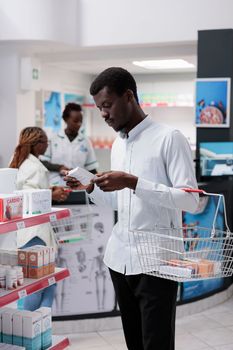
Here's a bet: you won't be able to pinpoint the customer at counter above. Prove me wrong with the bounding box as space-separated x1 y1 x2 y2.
9 126 68 310
41 103 98 185
66 67 199 350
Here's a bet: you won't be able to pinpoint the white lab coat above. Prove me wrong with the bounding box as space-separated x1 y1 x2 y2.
16 154 56 248
42 129 98 185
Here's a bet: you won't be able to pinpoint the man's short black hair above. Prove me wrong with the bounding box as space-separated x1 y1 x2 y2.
90 67 139 103
62 103 82 121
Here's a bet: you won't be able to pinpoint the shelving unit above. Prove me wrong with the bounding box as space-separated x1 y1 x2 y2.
0 268 70 307
0 208 71 235
0 208 71 349
49 336 70 350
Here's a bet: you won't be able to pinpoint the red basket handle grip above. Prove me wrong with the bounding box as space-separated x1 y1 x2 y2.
181 188 206 194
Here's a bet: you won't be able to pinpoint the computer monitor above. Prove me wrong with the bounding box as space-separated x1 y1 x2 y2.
199 142 233 177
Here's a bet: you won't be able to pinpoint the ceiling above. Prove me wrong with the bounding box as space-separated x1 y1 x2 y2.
0 40 197 75
37 41 197 75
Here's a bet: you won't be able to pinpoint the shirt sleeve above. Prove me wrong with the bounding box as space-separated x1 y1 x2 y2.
84 138 99 171
88 185 118 210
135 130 199 213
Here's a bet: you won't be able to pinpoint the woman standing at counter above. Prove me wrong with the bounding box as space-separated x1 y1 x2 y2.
42 103 98 185
9 126 68 310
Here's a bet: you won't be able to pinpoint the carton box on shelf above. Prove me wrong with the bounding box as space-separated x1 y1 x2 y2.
14 189 51 216
36 307 52 349
0 308 12 342
22 311 42 350
13 311 29 347
0 194 23 222
28 250 44 279
2 309 19 344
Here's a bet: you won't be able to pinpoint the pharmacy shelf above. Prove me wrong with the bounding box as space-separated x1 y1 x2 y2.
0 208 71 235
49 336 70 350
0 268 70 307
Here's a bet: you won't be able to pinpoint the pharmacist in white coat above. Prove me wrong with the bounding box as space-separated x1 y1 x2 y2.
10 126 68 311
41 103 98 185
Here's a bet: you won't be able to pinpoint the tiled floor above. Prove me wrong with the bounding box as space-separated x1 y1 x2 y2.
67 297 233 349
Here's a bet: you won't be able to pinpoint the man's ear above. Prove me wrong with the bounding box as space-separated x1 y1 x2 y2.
126 89 134 102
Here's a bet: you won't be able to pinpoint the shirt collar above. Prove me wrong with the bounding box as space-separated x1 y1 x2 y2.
57 128 84 142
126 115 153 141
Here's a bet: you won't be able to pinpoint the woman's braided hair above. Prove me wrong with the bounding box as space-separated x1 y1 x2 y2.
9 127 46 168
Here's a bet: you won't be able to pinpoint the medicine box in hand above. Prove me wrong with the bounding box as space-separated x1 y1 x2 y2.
68 167 96 186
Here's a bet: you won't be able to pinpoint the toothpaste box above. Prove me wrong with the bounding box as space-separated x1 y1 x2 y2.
36 308 52 349
2 309 19 344
0 194 23 222
22 311 42 350
13 311 30 347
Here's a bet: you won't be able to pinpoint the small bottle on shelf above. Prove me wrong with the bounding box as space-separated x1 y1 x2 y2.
6 268 17 290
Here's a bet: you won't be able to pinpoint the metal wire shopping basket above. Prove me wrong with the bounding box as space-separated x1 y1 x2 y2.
132 189 233 282
51 206 93 245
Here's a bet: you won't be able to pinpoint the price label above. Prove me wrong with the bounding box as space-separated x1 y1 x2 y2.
18 289 27 298
49 214 57 222
48 277 56 286
16 221 25 230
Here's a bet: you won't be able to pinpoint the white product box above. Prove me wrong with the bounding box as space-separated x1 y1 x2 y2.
68 166 96 186
0 168 18 194
28 190 51 215
36 307 52 349
13 311 30 347
159 265 192 279
14 189 51 215
0 308 12 342
2 309 19 344
22 311 41 350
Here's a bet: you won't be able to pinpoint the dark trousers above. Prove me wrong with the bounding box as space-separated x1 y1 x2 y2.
109 269 178 350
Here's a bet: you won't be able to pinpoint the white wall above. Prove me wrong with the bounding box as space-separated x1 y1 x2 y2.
1 0 233 48
79 0 233 47
0 49 19 167
16 63 92 139
0 0 79 45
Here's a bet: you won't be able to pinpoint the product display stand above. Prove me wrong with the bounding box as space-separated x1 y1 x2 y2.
0 208 71 349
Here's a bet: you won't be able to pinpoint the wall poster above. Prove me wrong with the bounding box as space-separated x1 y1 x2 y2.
195 78 231 127
52 204 116 316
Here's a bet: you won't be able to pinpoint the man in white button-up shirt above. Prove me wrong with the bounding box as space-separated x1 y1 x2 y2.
66 67 199 350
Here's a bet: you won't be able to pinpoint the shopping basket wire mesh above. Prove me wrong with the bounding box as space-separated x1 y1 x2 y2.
51 192 93 245
132 189 233 282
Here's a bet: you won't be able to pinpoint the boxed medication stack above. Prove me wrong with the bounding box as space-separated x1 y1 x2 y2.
13 311 29 347
0 194 23 222
36 308 52 349
22 311 42 350
14 190 51 216
28 250 44 279
2 309 19 344
0 308 12 342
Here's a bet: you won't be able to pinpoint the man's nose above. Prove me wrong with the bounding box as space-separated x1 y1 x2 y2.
101 110 109 118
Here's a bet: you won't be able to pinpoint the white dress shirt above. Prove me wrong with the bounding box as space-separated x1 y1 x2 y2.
89 116 199 275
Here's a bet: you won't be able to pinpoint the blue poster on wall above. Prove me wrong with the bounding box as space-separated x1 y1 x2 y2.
181 195 225 301
44 91 62 131
64 93 84 105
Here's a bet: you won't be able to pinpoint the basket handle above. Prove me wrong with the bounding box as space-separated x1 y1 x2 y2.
181 188 231 238
181 188 206 194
